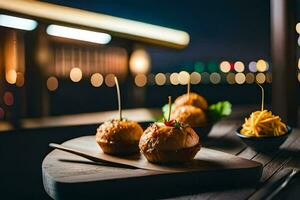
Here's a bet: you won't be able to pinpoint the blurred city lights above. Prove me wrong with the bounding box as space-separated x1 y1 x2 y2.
170 73 179 85
245 73 255 84
155 73 166 86
298 72 300 82
105 74 116 87
0 107 4 119
129 48 151 75
6 69 17 84
256 59 268 72
134 74 147 87
70 68 82 82
47 76 59 91
201 72 210 84
207 61 218 72
178 71 190 85
248 61 257 72
235 72 246 84
226 73 235 84
47 24 111 44
234 61 245 72
256 73 266 84
90 73 103 87
209 73 220 84
16 72 25 87
0 14 37 31
194 62 205 72
3 91 14 106
219 61 231 73
190 72 201 84
296 23 300 34
266 72 272 83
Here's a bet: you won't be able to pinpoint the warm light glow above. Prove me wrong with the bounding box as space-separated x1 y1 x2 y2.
226 73 235 84
256 73 266 84
0 0 189 48
0 14 37 31
16 72 25 87
234 61 245 72
6 69 17 84
210 73 221 84
47 24 111 44
235 73 246 84
190 72 201 84
129 48 150 75
170 73 179 85
266 72 272 83
70 68 82 82
90 73 103 87
47 76 59 91
178 71 190 85
248 61 257 72
298 58 300 70
220 61 231 73
155 73 166 86
134 74 147 87
245 73 255 84
298 72 300 82
105 74 116 87
296 23 300 34
0 107 4 119
3 91 14 106
256 59 268 72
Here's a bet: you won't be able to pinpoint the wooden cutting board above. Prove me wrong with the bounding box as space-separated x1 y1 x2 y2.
42 136 262 199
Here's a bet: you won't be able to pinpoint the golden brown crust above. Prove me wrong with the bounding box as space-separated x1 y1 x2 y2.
139 123 200 163
96 119 143 155
142 144 201 163
174 92 208 110
171 105 207 127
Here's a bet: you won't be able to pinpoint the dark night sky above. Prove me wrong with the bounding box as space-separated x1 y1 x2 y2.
42 0 296 72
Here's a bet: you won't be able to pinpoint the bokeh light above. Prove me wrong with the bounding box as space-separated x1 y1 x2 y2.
210 72 221 84
234 61 245 72
219 61 231 73
6 69 17 84
134 74 147 87
245 73 255 84
235 73 246 84
190 72 201 84
201 72 210 84
129 48 150 75
47 76 59 91
296 23 300 34
298 58 300 70
70 67 82 82
298 72 300 82
256 73 266 84
194 62 205 72
155 73 166 86
178 71 190 85
16 72 25 87
256 59 268 72
0 107 4 119
90 73 103 87
3 91 14 106
170 73 179 85
226 73 235 84
248 61 257 72
266 72 272 83
207 61 219 72
105 74 115 87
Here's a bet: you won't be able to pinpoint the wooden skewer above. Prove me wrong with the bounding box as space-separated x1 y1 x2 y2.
168 96 172 121
256 82 264 111
114 76 122 120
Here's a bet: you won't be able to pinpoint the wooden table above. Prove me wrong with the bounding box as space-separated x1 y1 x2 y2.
42 113 300 199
